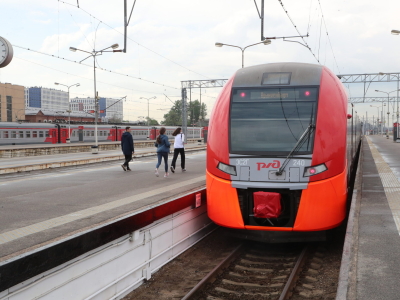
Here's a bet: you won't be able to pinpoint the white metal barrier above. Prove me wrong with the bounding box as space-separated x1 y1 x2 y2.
0 204 214 300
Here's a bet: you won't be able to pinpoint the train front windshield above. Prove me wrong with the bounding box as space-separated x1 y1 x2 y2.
230 87 318 155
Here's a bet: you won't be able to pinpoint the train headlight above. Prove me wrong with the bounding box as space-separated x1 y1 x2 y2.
217 162 237 176
303 163 327 177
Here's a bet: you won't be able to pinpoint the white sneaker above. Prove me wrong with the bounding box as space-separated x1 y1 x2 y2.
155 169 159 177
182 168 186 172
164 172 169 178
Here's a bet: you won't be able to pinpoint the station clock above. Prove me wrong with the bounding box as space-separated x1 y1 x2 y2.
0 36 13 68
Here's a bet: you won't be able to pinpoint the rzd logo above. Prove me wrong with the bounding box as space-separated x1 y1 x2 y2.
257 160 280 170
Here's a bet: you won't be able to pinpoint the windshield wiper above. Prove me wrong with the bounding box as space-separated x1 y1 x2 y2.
276 124 315 175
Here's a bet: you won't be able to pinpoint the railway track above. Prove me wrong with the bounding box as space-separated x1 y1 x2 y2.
123 228 343 300
183 243 310 300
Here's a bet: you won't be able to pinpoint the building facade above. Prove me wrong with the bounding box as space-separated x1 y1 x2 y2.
25 109 99 123
27 87 69 111
70 97 123 122
0 82 25 122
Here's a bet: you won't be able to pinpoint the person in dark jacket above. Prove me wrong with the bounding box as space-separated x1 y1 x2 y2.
121 127 134 171
154 127 170 177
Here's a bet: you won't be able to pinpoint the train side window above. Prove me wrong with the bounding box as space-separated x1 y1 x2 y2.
26 131 31 138
0 131 2 138
45 131 49 137
91 131 94 136
11 131 17 138
32 131 38 138
19 131 24 138
39 131 44 138
3 131 9 138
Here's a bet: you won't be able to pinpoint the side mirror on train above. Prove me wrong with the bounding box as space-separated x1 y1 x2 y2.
347 114 352 119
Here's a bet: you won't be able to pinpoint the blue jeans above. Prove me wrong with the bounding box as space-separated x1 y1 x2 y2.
156 152 168 172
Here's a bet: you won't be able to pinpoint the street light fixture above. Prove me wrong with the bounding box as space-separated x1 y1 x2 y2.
69 43 121 153
139 96 156 126
375 89 400 136
391 30 400 35
54 82 80 143
140 96 156 139
215 39 272 68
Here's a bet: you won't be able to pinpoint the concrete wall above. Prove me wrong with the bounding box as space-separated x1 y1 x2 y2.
0 83 25 122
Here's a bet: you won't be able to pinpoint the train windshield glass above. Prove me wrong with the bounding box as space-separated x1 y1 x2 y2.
230 87 318 154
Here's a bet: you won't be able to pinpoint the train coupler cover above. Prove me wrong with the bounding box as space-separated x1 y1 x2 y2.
253 192 281 218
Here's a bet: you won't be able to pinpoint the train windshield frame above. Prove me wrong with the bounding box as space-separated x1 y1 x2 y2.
229 86 319 155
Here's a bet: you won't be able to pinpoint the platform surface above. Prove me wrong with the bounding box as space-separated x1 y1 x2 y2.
353 135 400 300
0 150 206 263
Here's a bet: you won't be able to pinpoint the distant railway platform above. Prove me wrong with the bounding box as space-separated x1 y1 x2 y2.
0 138 203 158
338 135 400 300
0 141 206 174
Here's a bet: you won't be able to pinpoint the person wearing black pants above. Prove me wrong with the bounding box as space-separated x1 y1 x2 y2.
170 127 186 173
121 127 134 171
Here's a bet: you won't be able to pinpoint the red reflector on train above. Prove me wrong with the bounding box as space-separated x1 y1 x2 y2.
253 192 281 219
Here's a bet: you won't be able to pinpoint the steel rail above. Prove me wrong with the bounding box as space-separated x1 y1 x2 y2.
181 244 243 300
279 246 309 300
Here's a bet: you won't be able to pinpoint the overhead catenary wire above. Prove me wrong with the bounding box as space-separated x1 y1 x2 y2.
12 45 218 102
277 0 320 63
13 45 179 90
57 0 212 80
316 0 341 73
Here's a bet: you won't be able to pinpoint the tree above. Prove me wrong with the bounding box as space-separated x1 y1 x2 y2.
108 113 123 123
162 100 182 126
146 117 159 126
162 99 207 126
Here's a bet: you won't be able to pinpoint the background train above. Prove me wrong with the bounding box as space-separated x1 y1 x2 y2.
206 62 362 242
0 123 203 145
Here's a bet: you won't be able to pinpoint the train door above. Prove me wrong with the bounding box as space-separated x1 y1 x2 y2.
60 128 67 143
78 126 84 142
49 129 58 144
150 127 157 140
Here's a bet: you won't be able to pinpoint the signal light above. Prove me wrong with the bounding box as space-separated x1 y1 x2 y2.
240 92 246 97
303 163 327 177
305 91 310 96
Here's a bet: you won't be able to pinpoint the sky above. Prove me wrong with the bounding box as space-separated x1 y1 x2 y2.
1 0 400 124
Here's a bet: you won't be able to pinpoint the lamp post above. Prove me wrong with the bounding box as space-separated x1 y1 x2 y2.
375 89 400 136
70 43 121 153
140 96 156 139
54 82 80 143
215 39 271 68
370 105 381 135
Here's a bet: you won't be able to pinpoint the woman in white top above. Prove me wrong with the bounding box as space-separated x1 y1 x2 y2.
170 127 186 173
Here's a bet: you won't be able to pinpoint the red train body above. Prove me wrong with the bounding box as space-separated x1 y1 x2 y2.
206 62 361 242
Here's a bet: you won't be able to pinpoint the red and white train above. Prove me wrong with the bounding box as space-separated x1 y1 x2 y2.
0 123 203 145
206 62 362 242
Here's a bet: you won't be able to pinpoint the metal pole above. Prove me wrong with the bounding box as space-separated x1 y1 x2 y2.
397 78 399 140
68 86 71 141
181 88 187 143
388 95 390 136
261 0 264 40
381 101 384 135
124 0 127 53
94 55 98 148
242 49 244 68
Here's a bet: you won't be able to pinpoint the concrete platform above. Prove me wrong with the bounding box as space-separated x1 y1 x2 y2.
0 150 207 263
337 135 400 300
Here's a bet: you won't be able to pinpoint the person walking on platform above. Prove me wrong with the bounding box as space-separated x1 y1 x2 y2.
155 127 170 177
170 127 186 173
121 127 134 171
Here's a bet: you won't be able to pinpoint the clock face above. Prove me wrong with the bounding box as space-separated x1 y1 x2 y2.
0 37 13 68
